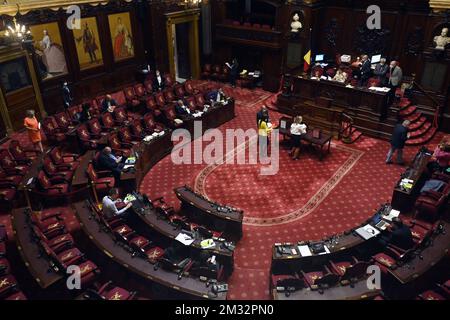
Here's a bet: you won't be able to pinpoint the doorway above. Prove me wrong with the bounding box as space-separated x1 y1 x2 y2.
165 9 201 80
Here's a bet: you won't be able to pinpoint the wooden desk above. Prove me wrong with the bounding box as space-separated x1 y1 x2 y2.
174 186 244 241
391 149 432 212
272 278 380 300
72 150 95 189
11 208 64 289
73 201 227 300
130 204 235 273
19 154 44 191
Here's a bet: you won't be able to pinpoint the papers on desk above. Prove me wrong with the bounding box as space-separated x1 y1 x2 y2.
346 84 354 88
123 194 136 204
175 232 195 246
192 111 204 118
297 244 330 257
200 239 216 249
369 86 391 92
26 177 34 185
355 224 380 240
125 157 136 164
123 164 134 170
143 131 166 142
384 209 400 221
399 178 414 191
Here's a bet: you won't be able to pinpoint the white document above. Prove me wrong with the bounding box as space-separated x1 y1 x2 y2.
355 224 380 240
123 164 134 170
298 245 312 257
384 209 400 221
175 233 195 246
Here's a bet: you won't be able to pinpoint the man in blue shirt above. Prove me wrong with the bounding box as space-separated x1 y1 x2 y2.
386 120 410 165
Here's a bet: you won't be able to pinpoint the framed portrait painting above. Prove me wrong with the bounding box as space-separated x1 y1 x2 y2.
0 57 32 94
73 17 104 70
108 12 135 62
29 22 68 80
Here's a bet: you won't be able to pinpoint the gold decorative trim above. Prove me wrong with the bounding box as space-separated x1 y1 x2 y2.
429 0 450 12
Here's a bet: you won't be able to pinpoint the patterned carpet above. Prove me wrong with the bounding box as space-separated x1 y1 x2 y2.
0 84 445 300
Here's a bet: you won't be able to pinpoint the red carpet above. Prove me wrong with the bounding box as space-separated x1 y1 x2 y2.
0 83 446 300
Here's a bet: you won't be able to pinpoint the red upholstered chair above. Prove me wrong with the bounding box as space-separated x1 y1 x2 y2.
243 22 251 27
118 127 141 145
67 104 82 122
76 125 99 150
162 104 183 128
43 157 74 182
87 164 115 194
417 290 446 300
88 118 111 137
329 257 370 285
130 119 145 138
89 99 101 116
101 112 116 131
42 117 66 144
0 257 11 275
31 225 74 254
145 96 162 117
271 274 305 293
232 21 240 26
108 133 132 157
163 73 175 87
133 83 147 100
49 147 79 171
184 80 199 95
9 140 38 164
86 281 137 300
368 77 381 87
414 180 450 221
0 149 29 176
311 66 324 77
326 68 336 78
37 170 70 196
195 93 208 109
253 23 261 28
163 88 176 102
113 107 132 126
0 274 19 298
111 91 127 108
174 84 186 98
300 266 340 290
155 92 166 108
0 185 17 205
0 168 22 187
262 24 271 30
143 113 164 134
124 86 141 108
186 96 198 112
201 64 212 79
26 209 67 242
211 65 222 81
54 112 74 130
144 80 154 95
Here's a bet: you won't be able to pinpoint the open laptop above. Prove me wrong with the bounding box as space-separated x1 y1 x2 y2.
355 224 380 240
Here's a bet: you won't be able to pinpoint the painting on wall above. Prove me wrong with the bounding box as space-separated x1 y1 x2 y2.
108 12 135 62
29 22 68 80
73 17 103 70
0 57 32 94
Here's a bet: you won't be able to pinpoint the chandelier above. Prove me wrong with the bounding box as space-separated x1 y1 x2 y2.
4 18 31 42
182 0 202 8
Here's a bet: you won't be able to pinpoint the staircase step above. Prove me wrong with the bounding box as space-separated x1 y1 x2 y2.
408 117 427 131
399 105 417 117
408 121 431 139
404 112 422 123
397 98 411 108
406 127 437 146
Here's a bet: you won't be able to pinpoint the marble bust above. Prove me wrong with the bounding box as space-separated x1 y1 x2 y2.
290 13 302 32
434 27 450 50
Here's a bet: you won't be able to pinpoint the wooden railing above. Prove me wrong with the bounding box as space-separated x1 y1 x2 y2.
338 113 355 143
215 24 282 49
411 80 442 128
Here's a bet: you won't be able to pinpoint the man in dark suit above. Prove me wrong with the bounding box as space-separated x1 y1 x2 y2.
101 94 118 113
387 60 403 105
175 99 191 117
153 69 165 91
226 58 239 88
62 81 73 110
359 55 372 86
386 120 410 165
373 58 389 86
378 218 414 250
97 147 124 184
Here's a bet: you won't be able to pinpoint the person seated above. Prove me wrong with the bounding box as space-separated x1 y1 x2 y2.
153 69 165 91
79 103 92 123
101 94 118 113
378 218 415 251
175 99 192 117
97 147 125 183
289 116 307 160
431 142 450 171
206 88 226 104
332 69 347 83
311 70 322 80
102 188 132 220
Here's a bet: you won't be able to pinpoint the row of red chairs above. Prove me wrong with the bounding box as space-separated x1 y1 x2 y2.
416 279 450 300
0 224 27 300
202 64 229 82
25 207 100 288
312 65 382 88
224 20 272 30
414 172 450 221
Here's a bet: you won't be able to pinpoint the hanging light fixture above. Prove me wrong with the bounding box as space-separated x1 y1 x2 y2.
182 0 202 8
4 17 31 42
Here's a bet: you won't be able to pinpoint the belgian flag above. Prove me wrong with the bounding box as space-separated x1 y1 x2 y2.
303 50 311 72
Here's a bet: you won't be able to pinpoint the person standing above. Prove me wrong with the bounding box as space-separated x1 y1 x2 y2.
289 116 307 160
388 61 403 105
23 110 43 153
386 120 410 165
359 54 371 86
373 58 389 86
62 81 73 110
258 109 271 159
153 69 165 91
256 106 270 127
226 58 239 88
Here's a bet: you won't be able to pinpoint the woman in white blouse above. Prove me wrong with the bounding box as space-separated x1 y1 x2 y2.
289 116 307 160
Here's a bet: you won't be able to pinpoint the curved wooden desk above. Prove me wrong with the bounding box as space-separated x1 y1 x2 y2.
73 201 227 300
174 186 244 241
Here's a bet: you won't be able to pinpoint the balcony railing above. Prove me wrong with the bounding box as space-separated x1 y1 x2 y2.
215 23 282 49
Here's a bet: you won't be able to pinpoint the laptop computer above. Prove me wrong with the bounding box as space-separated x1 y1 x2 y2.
355 224 380 240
